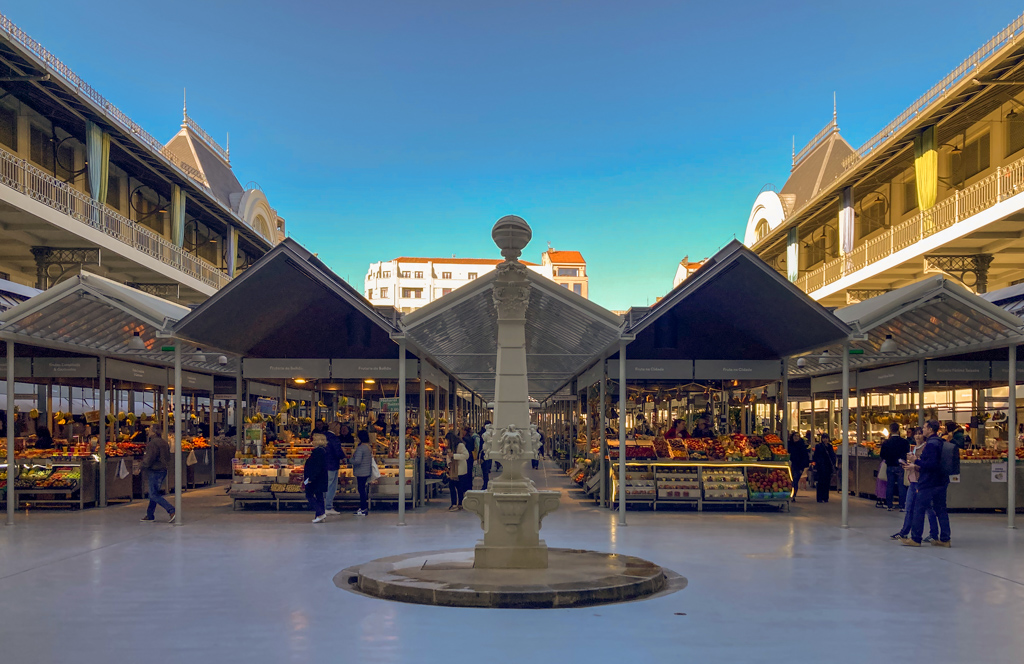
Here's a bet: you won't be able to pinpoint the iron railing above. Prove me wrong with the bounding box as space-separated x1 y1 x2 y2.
185 115 229 162
798 155 1024 295
0 12 214 191
0 146 228 290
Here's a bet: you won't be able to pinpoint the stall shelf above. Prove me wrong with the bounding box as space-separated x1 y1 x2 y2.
4 459 97 509
609 460 793 512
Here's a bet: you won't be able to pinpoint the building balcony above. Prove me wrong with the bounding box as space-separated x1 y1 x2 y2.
0 144 229 293
798 154 1024 300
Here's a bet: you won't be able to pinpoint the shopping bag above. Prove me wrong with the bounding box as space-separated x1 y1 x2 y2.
118 459 129 480
370 456 381 482
186 450 198 466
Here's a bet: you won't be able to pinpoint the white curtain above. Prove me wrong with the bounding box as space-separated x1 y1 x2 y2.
839 186 854 256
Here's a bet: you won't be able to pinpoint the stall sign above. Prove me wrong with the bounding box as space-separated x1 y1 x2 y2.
926 361 989 382
991 462 1008 483
810 373 843 394
858 362 919 390
330 359 418 379
106 359 168 386
419 361 446 388
694 360 781 381
32 358 97 378
0 358 32 377
243 358 329 379
246 381 280 398
608 360 694 380
256 398 278 415
578 361 605 388
379 397 401 413
990 362 1020 382
167 370 214 392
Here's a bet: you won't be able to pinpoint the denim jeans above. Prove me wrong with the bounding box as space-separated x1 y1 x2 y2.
325 470 339 509
357 475 370 511
886 466 907 509
899 482 937 538
911 484 951 543
146 469 174 518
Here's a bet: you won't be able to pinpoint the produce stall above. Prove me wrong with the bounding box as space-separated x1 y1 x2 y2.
608 461 792 511
1 458 97 510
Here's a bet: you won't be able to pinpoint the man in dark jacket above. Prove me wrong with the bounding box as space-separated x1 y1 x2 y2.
322 422 346 516
903 420 952 547
879 423 910 511
140 426 174 522
303 436 329 523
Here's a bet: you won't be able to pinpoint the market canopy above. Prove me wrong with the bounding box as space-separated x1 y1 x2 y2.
622 240 852 362
0 272 229 373
788 275 1024 377
173 238 404 360
401 264 624 400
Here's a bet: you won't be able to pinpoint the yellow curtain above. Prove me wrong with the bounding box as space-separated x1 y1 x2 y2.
98 132 110 205
914 126 937 211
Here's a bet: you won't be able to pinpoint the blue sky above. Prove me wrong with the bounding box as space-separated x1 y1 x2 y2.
7 1 1024 309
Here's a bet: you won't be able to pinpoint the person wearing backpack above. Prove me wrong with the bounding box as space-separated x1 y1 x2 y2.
903 420 953 547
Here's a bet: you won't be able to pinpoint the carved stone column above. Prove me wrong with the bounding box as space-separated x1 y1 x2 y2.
463 215 560 569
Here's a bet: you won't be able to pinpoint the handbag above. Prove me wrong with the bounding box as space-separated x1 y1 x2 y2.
370 456 381 482
448 458 459 480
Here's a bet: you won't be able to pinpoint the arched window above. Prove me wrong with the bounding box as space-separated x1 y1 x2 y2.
755 219 770 242
253 214 272 241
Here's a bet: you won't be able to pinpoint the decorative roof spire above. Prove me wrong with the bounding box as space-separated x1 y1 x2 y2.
833 91 837 127
792 136 796 168
182 88 187 127
226 132 230 164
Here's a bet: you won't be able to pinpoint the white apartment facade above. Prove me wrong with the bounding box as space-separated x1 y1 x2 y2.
365 249 588 312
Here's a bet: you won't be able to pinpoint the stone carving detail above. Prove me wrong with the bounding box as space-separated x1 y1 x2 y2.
497 424 525 461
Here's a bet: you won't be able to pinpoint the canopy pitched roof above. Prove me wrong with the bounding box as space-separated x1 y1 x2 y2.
402 261 623 399
623 240 851 360
173 238 403 360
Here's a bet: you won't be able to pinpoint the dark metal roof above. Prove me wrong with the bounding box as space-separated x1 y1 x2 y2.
623 240 851 360
173 238 404 360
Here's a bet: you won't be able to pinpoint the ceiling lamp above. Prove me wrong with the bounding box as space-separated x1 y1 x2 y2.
819 349 833 365
879 334 899 354
1007 108 1019 121
796 357 807 368
293 378 307 384
195 348 207 362
364 378 375 384
128 332 147 351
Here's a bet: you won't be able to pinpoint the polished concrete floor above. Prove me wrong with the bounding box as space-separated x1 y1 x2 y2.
1 463 1022 663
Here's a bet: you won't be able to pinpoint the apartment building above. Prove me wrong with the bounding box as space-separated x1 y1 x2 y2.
743 13 1024 307
365 248 588 312
0 13 284 304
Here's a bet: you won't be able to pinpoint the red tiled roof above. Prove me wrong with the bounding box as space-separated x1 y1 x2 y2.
390 257 539 266
546 250 585 264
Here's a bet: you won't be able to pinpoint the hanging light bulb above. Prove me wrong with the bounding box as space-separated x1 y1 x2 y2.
879 334 899 354
128 332 147 351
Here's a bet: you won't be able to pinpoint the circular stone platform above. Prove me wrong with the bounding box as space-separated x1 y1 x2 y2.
336 548 683 609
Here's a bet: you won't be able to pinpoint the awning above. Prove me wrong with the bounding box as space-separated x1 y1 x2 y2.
402 265 624 399
0 272 230 373
788 275 1024 377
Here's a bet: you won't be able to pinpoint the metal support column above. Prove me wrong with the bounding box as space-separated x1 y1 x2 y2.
918 360 925 428
600 364 607 508
781 361 789 436
618 339 628 526
1009 345 1017 530
397 338 407 526
235 365 243 452
419 377 426 507
841 340 850 528
98 357 107 507
173 344 183 525
6 340 15 525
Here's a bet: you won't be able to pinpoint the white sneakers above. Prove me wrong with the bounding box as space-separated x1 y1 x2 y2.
312 514 326 523
325 509 341 516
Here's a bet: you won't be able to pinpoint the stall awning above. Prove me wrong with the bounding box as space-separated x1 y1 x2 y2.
623 240 852 361
173 238 404 360
0 272 229 373
401 265 624 399
788 275 1024 377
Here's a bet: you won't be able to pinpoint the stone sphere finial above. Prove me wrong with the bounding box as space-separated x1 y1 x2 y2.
492 215 532 260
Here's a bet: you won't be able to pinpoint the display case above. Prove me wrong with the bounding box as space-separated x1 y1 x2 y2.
609 461 792 512
3 459 97 510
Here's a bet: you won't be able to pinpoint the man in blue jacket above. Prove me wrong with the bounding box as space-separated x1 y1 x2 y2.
903 420 952 547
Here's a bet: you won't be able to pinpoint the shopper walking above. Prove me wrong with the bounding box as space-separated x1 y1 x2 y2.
447 434 470 511
787 431 810 500
140 426 175 523
351 429 373 516
812 434 837 503
903 420 953 547
321 421 346 516
880 423 910 511
478 422 492 490
945 421 966 449
302 434 328 523
892 427 938 542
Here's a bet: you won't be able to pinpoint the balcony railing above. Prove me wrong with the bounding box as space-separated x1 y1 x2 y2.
0 146 229 290
798 154 1024 295
0 12 212 191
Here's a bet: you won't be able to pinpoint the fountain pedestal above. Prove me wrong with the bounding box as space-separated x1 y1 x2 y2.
462 215 559 569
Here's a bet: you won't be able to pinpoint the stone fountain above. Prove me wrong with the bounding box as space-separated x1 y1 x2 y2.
461 216 561 569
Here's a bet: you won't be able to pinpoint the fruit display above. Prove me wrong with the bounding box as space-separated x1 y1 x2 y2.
657 466 699 499
620 466 655 499
36 466 81 490
747 469 792 500
702 469 746 500
607 441 657 460
962 446 1024 461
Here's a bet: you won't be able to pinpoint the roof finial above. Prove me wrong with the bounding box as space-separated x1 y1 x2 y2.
833 91 837 127
182 88 188 127
226 132 230 164
792 136 796 168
